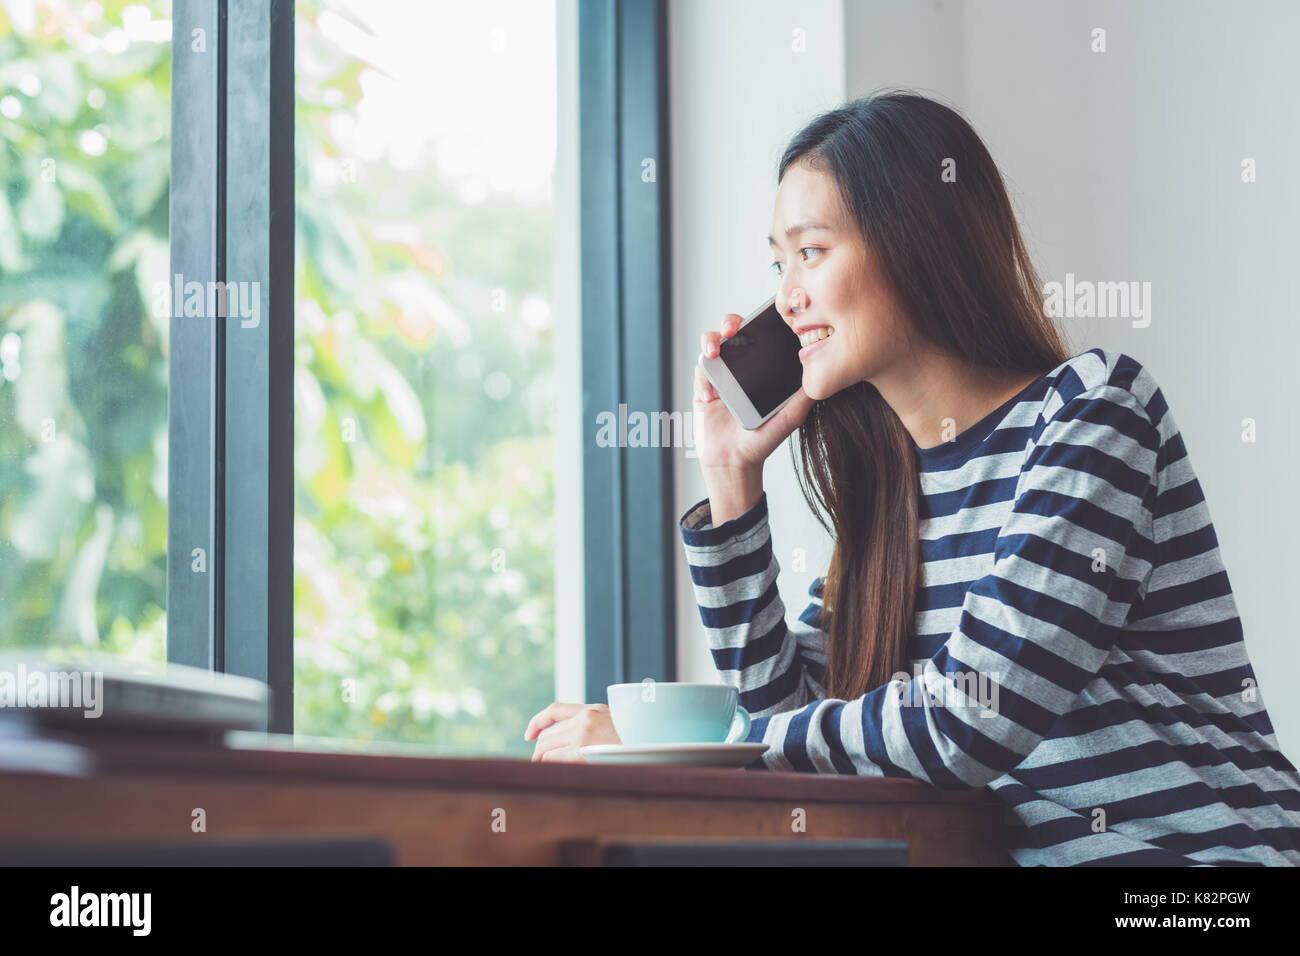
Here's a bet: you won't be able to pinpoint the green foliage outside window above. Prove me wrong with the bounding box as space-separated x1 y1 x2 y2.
0 0 558 756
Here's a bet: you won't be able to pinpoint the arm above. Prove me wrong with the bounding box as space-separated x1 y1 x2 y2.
738 385 1160 784
680 492 829 719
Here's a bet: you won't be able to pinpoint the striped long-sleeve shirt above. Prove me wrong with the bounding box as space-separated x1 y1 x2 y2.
680 348 1300 866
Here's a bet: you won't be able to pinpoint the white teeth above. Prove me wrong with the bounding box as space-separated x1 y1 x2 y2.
799 327 833 347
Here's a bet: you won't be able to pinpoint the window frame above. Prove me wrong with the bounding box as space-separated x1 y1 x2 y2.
166 0 675 734
577 0 677 701
167 0 293 733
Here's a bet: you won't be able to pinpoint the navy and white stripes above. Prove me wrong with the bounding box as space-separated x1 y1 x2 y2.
680 348 1300 865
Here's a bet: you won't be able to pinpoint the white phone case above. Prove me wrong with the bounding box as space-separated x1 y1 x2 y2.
698 294 799 430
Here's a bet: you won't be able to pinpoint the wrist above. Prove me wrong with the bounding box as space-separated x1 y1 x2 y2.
701 466 763 525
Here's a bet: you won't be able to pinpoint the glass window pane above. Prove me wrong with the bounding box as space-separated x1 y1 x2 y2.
0 1 172 662
294 0 570 754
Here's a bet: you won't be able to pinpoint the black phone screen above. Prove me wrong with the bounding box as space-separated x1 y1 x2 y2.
719 301 804 417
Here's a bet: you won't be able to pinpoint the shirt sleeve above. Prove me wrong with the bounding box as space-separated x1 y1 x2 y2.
679 491 829 723
686 384 1160 785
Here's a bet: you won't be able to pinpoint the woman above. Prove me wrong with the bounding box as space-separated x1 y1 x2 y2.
525 91 1300 866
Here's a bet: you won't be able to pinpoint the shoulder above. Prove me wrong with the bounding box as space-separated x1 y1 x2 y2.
1015 350 1170 505
1031 348 1169 446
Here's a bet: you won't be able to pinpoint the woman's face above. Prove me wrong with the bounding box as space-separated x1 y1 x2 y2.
769 161 912 401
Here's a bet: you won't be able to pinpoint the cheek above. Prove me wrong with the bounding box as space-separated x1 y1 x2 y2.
844 305 895 351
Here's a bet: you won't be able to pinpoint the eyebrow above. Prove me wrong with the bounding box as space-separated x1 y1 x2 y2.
767 221 832 248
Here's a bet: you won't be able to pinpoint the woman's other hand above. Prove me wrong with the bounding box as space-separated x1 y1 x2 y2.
524 702 621 762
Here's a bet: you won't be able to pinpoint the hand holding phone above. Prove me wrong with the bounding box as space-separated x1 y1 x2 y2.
693 297 815 476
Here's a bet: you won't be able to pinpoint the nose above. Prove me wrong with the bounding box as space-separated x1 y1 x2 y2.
780 285 807 324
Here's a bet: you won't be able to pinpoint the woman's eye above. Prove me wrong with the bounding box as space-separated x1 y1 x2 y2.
770 248 819 276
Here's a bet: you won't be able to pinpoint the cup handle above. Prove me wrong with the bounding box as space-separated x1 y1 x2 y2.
725 705 751 743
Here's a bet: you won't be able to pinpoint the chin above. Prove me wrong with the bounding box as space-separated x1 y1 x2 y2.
801 375 830 403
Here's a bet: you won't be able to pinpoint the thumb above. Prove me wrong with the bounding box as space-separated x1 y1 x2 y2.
779 387 815 430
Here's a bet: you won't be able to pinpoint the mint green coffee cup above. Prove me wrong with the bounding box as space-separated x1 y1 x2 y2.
607 682 751 745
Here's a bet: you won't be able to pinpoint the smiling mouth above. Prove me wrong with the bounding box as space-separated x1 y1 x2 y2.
797 327 834 348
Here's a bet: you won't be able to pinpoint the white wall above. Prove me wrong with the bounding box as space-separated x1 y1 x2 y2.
553 0 584 704
669 0 846 687
669 0 1300 756
952 0 1300 759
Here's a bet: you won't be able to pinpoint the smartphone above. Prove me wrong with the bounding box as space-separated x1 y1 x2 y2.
698 294 803 430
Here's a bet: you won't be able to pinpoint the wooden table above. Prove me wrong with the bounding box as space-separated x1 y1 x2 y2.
0 728 1013 865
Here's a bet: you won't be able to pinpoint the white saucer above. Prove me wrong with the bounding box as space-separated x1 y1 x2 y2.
578 742 768 767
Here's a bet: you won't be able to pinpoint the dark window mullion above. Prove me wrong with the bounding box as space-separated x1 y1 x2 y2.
618 0 674 685
579 0 675 701
222 0 294 734
167 0 222 672
578 0 621 701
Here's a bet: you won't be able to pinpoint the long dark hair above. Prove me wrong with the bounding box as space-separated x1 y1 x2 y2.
782 90 1071 701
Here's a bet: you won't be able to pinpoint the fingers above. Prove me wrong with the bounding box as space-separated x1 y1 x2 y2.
697 313 743 405
530 720 567 760
693 363 716 403
539 745 587 764
523 701 586 741
699 314 742 360
530 705 601 762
